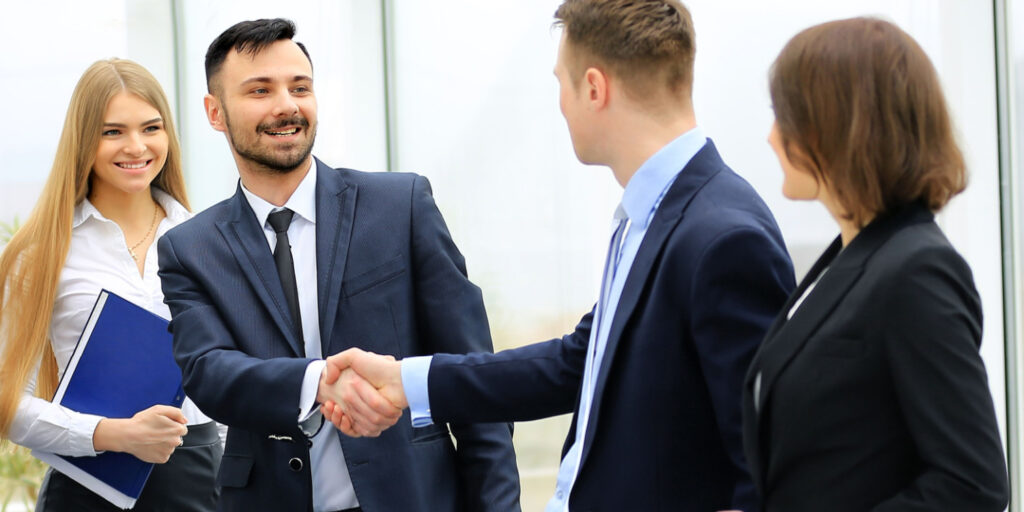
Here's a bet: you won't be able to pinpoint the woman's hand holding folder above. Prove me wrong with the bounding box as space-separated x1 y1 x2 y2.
91 405 188 463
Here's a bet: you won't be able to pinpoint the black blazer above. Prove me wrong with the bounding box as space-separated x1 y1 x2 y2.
158 159 520 512
742 202 1008 511
425 141 795 511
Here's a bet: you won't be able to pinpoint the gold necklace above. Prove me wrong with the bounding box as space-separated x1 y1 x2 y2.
128 204 160 262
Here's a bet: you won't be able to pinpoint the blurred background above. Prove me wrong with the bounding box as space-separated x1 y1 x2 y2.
1 0 1023 510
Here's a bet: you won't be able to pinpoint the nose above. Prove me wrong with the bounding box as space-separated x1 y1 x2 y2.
272 90 299 117
123 132 147 157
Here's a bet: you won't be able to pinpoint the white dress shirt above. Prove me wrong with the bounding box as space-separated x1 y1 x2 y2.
239 161 359 512
9 189 214 456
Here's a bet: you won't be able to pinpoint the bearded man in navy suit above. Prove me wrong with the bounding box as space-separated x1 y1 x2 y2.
158 18 520 512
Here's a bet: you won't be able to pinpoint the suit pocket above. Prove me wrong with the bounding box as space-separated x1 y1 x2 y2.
805 336 866 359
410 424 451 444
343 254 406 298
216 454 254 488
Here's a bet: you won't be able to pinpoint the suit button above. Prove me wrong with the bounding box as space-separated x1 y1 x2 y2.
289 457 303 472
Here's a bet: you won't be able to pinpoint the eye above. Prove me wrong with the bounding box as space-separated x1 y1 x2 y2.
252 88 269 95
293 86 310 93
102 129 121 136
143 125 163 133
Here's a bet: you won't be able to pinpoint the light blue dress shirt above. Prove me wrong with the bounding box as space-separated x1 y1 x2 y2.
402 128 707 511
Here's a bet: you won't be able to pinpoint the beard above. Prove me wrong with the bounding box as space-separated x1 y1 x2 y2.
224 111 316 174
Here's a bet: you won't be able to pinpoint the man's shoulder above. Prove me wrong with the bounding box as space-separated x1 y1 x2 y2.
322 165 422 190
319 165 435 208
676 161 780 236
163 196 236 242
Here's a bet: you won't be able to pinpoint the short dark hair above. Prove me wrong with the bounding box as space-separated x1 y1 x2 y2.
770 17 966 226
554 0 695 102
205 18 311 93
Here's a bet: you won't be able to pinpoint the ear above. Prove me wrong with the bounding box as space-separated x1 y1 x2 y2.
204 94 226 133
583 67 609 110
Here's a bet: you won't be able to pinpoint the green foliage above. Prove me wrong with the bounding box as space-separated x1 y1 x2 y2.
0 444 46 510
0 216 19 244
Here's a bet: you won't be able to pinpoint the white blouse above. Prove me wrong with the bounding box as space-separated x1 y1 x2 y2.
8 189 214 457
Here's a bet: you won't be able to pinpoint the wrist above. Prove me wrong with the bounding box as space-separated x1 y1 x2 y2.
316 367 329 404
389 360 409 409
93 417 127 453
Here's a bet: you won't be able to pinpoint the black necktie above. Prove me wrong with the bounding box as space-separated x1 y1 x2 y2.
267 209 303 343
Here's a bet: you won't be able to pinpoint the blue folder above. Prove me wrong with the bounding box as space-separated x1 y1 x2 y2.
32 289 185 509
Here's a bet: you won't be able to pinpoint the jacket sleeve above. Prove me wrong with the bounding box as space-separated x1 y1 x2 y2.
158 233 314 436
406 175 524 511
689 225 794 512
872 247 1008 511
428 318 588 424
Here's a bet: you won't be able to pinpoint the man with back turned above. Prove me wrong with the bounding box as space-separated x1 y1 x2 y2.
324 1 795 511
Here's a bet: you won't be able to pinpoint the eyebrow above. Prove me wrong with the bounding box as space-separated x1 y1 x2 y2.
103 117 163 128
239 75 313 86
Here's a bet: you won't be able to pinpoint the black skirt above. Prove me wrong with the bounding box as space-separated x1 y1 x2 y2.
35 421 222 512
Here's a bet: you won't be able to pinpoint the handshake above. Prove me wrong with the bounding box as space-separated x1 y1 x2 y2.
315 348 408 438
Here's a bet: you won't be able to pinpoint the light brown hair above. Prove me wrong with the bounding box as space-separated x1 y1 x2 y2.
0 59 189 438
770 17 966 226
554 0 696 103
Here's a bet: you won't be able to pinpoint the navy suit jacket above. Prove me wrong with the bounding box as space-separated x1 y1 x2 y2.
158 159 520 512
425 141 795 511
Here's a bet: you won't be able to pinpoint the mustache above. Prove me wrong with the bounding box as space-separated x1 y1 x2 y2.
257 117 310 132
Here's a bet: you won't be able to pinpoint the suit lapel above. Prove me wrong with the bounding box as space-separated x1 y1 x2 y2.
577 141 725 470
747 202 936 479
746 236 843 380
313 159 356 354
752 245 859 415
216 185 304 356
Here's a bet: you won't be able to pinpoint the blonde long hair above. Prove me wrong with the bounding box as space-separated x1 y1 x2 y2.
0 59 190 437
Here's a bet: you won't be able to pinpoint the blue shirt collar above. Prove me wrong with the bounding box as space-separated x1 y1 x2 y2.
621 126 706 229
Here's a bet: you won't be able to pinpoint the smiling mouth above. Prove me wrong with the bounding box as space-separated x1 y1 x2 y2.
266 127 300 137
116 160 152 169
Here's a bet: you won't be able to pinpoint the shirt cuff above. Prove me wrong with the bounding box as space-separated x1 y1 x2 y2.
69 411 104 456
401 356 434 428
298 360 326 436
32 404 104 457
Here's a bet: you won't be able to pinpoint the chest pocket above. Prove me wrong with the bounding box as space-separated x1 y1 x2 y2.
343 255 405 298
804 336 866 360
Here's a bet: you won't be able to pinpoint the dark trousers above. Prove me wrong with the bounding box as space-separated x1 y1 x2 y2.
36 422 222 512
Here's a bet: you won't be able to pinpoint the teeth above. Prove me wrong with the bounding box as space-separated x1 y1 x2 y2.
117 162 147 169
267 128 299 136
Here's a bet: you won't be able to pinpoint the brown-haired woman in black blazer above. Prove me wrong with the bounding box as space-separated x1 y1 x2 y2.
741 17 1009 511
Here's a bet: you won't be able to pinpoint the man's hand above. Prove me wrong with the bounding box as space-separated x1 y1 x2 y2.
317 358 402 437
320 348 407 436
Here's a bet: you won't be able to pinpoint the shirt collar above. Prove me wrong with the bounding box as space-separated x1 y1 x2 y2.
73 198 103 228
153 188 191 223
621 126 706 229
240 159 317 229
73 187 191 228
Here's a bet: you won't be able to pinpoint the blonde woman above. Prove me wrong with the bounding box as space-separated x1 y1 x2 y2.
0 59 220 511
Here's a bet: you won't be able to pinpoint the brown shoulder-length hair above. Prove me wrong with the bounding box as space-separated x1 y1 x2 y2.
770 17 965 227
0 59 189 439
554 0 696 104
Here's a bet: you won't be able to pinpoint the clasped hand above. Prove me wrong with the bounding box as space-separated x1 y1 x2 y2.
317 348 407 437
